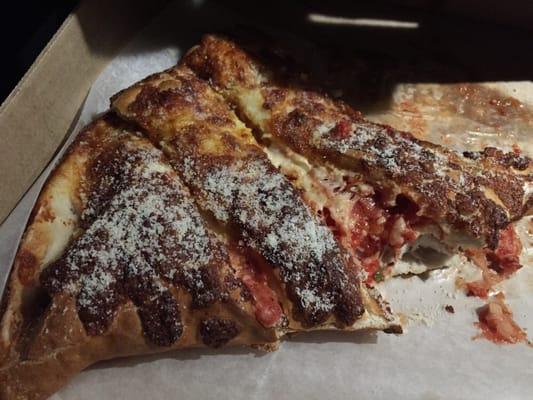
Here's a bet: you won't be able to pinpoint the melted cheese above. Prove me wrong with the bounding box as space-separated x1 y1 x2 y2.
264 137 361 221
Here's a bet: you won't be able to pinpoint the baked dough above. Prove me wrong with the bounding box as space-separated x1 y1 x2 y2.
0 116 278 399
111 65 398 333
0 66 398 399
183 35 533 250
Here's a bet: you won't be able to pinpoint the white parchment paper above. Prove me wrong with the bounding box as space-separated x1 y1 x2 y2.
1 1 532 399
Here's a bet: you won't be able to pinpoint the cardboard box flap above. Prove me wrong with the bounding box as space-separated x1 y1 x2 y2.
0 0 167 225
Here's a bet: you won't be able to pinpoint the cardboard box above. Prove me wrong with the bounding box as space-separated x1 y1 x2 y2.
0 0 167 225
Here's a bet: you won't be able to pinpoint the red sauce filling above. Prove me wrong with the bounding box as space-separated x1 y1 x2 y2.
465 226 522 298
322 194 421 283
464 248 497 299
474 293 528 344
362 258 381 283
465 279 493 299
351 198 385 257
347 196 419 283
490 225 522 276
231 248 282 328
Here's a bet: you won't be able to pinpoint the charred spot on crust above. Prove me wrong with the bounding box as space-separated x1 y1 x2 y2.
174 264 223 309
40 257 77 296
223 274 241 292
199 318 240 348
455 192 476 215
334 285 365 326
39 136 225 345
136 291 183 347
239 280 253 302
479 173 524 219
485 205 509 249
465 147 532 171
77 286 125 337
126 274 182 347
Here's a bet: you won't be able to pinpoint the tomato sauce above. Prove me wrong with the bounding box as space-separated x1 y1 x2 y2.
330 120 352 140
230 248 282 328
489 225 522 276
465 226 522 298
474 293 528 344
347 196 419 283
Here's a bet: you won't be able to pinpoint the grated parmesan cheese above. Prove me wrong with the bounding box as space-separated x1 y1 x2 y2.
42 139 221 335
180 154 356 322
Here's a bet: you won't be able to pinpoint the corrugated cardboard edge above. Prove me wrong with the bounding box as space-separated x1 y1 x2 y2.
0 0 167 225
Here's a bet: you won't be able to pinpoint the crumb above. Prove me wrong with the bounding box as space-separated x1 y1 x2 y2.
474 293 528 344
444 305 455 314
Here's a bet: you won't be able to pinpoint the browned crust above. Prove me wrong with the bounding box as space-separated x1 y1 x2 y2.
111 66 366 328
0 292 276 400
1 117 277 400
39 133 231 343
199 318 240 347
183 34 533 248
0 115 130 367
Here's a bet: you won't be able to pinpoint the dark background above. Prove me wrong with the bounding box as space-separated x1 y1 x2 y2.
1 0 532 104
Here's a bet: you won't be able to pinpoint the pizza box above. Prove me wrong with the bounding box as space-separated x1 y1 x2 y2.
0 0 169 225
0 1 532 399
